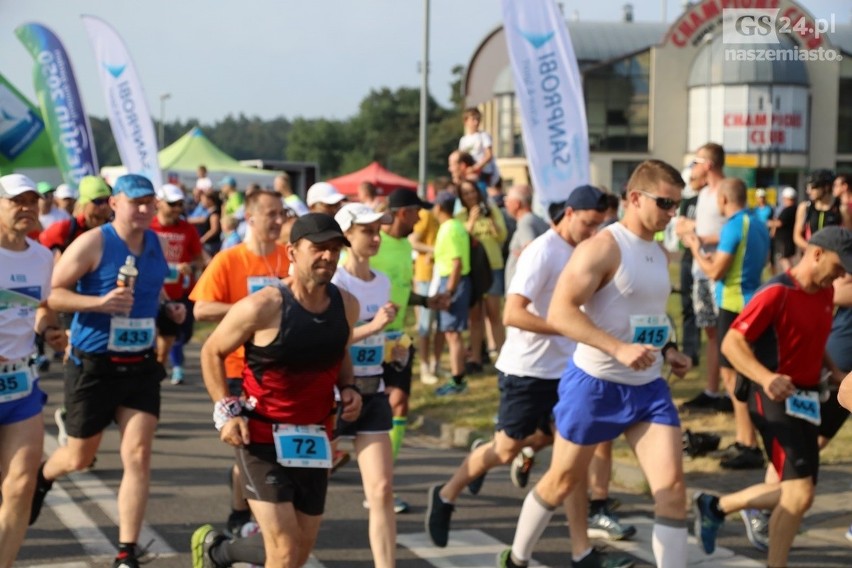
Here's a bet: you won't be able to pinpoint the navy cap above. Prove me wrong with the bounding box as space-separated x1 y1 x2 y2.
549 185 607 223
809 226 852 273
290 212 351 247
113 174 156 199
387 188 432 209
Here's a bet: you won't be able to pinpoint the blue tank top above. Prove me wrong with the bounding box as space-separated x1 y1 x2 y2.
71 224 168 354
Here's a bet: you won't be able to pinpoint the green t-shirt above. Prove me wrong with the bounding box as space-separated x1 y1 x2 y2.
370 231 413 331
224 192 245 216
434 218 470 278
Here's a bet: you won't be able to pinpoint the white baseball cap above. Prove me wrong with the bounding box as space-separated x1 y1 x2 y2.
334 203 392 232
161 183 185 203
55 184 77 200
781 187 797 199
306 182 346 207
0 173 38 198
755 188 767 198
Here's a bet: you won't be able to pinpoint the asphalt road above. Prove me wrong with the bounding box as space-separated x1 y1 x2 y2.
14 351 852 567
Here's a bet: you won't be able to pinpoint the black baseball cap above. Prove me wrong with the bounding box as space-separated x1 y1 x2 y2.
289 213 351 247
387 188 432 209
809 226 852 273
549 185 607 223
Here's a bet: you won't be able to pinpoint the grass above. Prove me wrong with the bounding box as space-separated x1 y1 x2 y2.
406 258 852 474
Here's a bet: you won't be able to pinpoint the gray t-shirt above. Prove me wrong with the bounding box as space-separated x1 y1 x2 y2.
505 212 549 290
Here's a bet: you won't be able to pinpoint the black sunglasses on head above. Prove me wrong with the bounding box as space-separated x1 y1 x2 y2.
637 190 680 211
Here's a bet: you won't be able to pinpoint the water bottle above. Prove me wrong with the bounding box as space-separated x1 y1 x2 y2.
116 256 138 291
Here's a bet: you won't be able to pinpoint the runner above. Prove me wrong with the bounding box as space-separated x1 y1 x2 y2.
331 202 400 567
0 174 66 568
426 185 634 566
29 174 185 568
39 175 113 260
498 160 693 568
694 226 852 568
150 183 203 385
190 190 290 536
191 212 361 568
794 170 842 251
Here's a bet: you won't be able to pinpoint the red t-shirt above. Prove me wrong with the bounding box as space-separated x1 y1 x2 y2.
150 217 203 300
39 215 88 252
731 272 834 388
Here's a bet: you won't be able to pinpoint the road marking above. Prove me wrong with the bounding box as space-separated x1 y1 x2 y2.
604 516 764 567
43 435 177 557
397 530 548 567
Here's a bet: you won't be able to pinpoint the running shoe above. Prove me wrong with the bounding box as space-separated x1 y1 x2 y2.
425 483 454 547
467 437 488 495
740 509 769 552
496 548 528 567
225 509 252 538
572 548 635 568
419 361 439 385
29 464 53 525
679 391 720 412
35 354 50 373
331 450 350 474
111 555 140 568
510 447 535 488
191 524 225 568
170 365 184 385
587 508 637 541
54 407 68 447
435 379 467 396
693 491 724 554
720 445 764 470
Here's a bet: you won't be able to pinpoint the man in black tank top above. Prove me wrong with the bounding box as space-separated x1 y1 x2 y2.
794 169 841 251
192 213 361 568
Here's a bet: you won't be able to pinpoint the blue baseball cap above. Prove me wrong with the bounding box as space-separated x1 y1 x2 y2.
549 185 607 223
113 174 156 199
435 191 457 210
219 175 237 189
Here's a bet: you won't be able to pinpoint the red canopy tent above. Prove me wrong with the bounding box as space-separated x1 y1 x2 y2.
326 161 418 198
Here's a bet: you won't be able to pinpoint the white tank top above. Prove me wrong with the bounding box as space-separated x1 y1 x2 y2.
331 267 391 379
572 223 671 386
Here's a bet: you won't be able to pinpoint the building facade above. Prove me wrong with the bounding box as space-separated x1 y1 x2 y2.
464 0 852 198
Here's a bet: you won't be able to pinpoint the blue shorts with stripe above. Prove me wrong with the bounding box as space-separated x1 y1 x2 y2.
554 362 680 445
0 380 47 426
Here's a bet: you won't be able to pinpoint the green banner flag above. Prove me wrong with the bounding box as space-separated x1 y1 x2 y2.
0 71 56 174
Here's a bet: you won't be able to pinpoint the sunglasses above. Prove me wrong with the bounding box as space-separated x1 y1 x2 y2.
688 157 708 168
637 190 681 211
168 201 185 208
90 197 110 206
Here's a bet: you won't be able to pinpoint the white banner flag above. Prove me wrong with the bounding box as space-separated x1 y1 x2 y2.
500 0 589 206
82 15 162 189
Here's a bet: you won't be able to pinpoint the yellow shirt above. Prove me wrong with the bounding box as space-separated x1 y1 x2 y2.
412 209 439 282
455 203 508 269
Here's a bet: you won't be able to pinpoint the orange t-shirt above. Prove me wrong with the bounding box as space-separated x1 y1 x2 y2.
190 243 290 378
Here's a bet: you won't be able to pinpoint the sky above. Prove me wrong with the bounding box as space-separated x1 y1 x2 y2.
0 0 845 124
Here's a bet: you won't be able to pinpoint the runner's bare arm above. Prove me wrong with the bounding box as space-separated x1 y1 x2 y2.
47 229 133 314
35 303 67 353
194 300 233 321
503 293 559 336
338 290 362 421
200 289 281 402
722 329 793 401
839 371 852 411
834 274 852 308
792 201 809 251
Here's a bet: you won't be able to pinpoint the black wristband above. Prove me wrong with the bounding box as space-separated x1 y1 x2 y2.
661 341 677 358
339 384 362 396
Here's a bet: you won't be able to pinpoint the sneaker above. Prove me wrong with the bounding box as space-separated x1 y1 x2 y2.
420 361 439 385
693 491 724 554
680 392 721 412
604 496 621 512
170 365 184 385
572 548 635 568
331 450 350 474
191 524 225 568
714 396 734 413
35 354 50 372
29 464 53 525
435 379 468 396
720 445 764 470
425 483 454 547
740 509 769 552
466 437 489 495
54 407 68 447
587 509 637 541
510 447 535 488
112 555 140 568
496 548 527 567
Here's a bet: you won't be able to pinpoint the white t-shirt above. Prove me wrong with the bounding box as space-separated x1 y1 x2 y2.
693 184 725 279
495 229 576 379
39 207 71 231
0 239 53 361
331 267 391 380
459 131 499 179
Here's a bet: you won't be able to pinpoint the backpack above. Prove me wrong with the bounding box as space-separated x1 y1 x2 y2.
468 236 493 306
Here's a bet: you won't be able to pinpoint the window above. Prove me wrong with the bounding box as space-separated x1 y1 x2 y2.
838 78 852 154
583 51 650 152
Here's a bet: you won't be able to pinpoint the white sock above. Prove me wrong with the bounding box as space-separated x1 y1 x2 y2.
511 490 556 563
652 518 688 568
704 389 721 398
